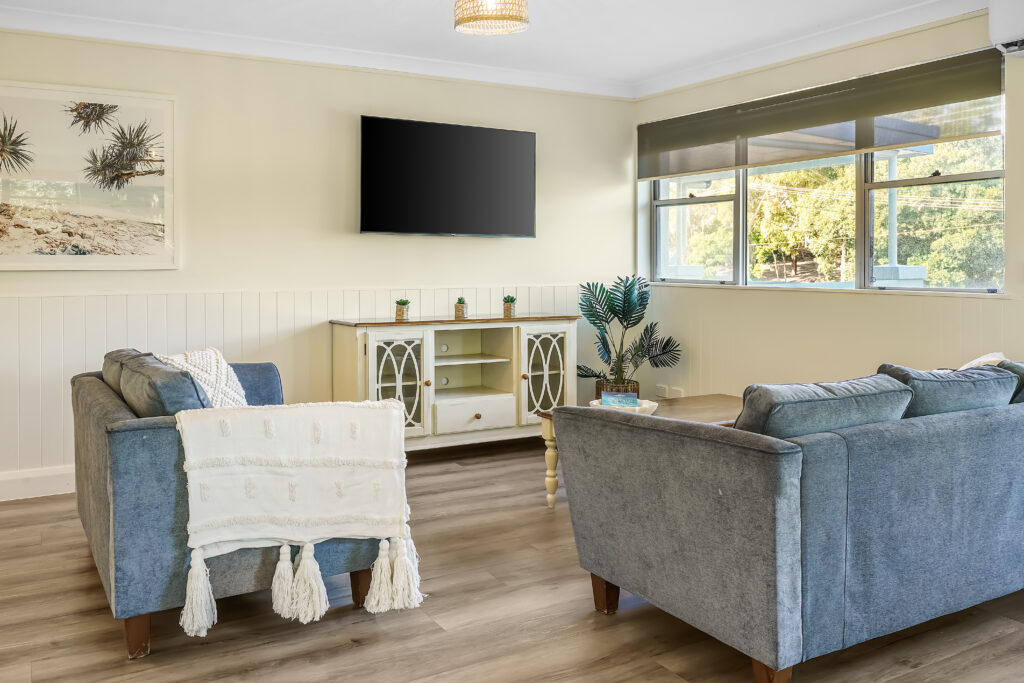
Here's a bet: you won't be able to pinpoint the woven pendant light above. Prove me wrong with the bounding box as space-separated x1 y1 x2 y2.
454 0 529 35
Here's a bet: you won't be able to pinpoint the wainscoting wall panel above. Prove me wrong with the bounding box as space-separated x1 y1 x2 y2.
0 285 580 501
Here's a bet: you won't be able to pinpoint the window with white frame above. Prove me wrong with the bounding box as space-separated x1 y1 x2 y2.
641 51 1005 292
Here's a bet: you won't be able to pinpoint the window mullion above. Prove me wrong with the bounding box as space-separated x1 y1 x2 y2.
855 153 868 289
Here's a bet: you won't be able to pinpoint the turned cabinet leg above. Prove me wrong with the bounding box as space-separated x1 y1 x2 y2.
591 573 620 614
542 417 558 509
752 659 793 683
123 613 151 660
350 568 372 608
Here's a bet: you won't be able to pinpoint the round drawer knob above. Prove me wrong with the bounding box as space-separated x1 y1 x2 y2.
424 380 432 387
474 413 482 420
521 373 529 380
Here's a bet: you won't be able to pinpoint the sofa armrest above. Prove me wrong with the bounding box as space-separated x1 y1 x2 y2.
553 406 804 671
105 415 187 619
230 362 283 406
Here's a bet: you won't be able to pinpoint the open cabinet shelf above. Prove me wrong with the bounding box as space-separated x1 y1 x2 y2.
434 353 512 367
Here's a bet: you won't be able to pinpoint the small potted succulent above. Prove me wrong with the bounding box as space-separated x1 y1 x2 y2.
502 294 517 318
454 296 468 320
395 298 410 321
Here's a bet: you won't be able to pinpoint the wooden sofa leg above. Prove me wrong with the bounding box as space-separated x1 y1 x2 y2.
591 573 620 614
752 659 793 683
123 613 151 659
350 568 372 608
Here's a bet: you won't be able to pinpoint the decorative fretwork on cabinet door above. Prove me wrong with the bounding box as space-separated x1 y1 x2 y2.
368 333 431 437
520 325 575 425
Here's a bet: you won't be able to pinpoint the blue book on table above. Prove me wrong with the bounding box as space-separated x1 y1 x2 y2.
601 391 639 407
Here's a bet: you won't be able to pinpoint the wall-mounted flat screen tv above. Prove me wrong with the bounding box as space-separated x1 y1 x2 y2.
360 116 536 237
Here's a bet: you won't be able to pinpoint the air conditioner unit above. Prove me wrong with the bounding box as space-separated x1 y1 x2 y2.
991 0 1024 55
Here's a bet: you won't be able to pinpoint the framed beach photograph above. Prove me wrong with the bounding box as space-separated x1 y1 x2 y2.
0 81 175 270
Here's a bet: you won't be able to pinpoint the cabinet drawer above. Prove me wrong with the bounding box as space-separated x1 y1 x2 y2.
434 394 516 434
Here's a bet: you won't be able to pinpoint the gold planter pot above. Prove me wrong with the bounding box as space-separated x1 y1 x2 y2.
395 304 410 321
454 303 468 320
503 302 516 318
595 379 640 400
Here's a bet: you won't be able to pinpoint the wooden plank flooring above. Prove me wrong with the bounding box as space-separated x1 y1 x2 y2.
1 441 1023 682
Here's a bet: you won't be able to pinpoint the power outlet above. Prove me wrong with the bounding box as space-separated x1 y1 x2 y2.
654 384 669 398
668 386 685 398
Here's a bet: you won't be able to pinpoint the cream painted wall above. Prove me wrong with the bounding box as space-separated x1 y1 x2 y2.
632 13 1024 399
0 29 635 297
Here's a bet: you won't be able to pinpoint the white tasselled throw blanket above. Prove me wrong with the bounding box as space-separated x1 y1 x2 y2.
174 398 423 637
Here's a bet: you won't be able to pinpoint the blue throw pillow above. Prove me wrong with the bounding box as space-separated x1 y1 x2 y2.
119 354 212 418
877 363 1017 417
996 360 1024 403
735 374 912 439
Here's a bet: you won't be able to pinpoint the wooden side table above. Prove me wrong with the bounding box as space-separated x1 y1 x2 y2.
536 393 742 509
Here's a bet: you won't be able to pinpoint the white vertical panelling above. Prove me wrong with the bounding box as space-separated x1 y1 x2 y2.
84 296 106 375
0 285 574 497
61 297 85 465
166 294 187 355
17 298 42 471
40 297 63 468
222 292 242 361
241 292 260 361
125 294 147 351
205 293 224 352
186 293 206 350
147 294 167 355
106 296 127 351
0 299 19 473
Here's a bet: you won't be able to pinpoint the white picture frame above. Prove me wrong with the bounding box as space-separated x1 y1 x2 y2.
0 80 176 270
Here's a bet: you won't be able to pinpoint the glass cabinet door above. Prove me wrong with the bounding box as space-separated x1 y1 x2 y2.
368 333 429 437
520 327 567 425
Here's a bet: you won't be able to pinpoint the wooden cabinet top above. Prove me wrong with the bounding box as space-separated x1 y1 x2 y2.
330 313 581 327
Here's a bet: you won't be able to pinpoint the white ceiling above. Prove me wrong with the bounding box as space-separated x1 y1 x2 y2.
0 0 987 98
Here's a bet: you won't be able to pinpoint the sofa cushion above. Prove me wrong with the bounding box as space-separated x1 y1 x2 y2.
996 360 1024 403
119 354 213 418
877 363 1017 417
735 374 912 439
102 348 143 398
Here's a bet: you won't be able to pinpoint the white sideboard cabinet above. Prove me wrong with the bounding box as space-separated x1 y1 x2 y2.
331 313 579 449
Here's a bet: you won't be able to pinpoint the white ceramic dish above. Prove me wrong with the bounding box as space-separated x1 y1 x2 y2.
589 399 659 415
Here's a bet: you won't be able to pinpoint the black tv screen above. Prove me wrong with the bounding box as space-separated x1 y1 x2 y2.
360 116 536 237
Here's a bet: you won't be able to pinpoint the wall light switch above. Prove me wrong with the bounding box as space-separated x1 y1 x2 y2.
655 384 668 397
668 387 685 398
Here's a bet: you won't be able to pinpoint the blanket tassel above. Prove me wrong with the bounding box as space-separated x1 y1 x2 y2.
272 544 295 619
364 539 393 614
390 536 424 610
179 548 217 637
291 543 329 624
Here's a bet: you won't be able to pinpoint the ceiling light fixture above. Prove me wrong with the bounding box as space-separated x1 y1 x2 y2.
454 0 529 35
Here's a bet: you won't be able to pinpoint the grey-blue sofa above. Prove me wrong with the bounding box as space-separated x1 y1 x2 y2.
72 350 378 658
554 366 1024 682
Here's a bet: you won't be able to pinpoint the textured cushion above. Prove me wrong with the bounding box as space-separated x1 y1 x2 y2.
996 361 1024 403
101 348 143 398
878 363 1017 418
119 354 213 418
155 348 247 408
735 374 912 439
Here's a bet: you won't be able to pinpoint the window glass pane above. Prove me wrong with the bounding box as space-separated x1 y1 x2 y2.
873 95 1003 148
747 156 856 288
656 201 734 281
871 179 1003 290
657 170 734 199
873 135 1003 181
748 122 856 167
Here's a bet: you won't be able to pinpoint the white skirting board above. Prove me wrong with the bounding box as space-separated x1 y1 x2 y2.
0 465 75 502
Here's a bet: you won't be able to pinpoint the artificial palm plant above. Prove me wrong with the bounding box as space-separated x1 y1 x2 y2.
576 275 681 389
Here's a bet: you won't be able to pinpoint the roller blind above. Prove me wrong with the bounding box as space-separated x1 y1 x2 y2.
637 49 1004 180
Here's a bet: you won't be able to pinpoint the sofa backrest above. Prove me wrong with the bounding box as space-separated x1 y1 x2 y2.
812 403 1024 650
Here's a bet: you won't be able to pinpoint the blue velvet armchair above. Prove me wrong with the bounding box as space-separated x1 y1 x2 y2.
72 358 378 658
